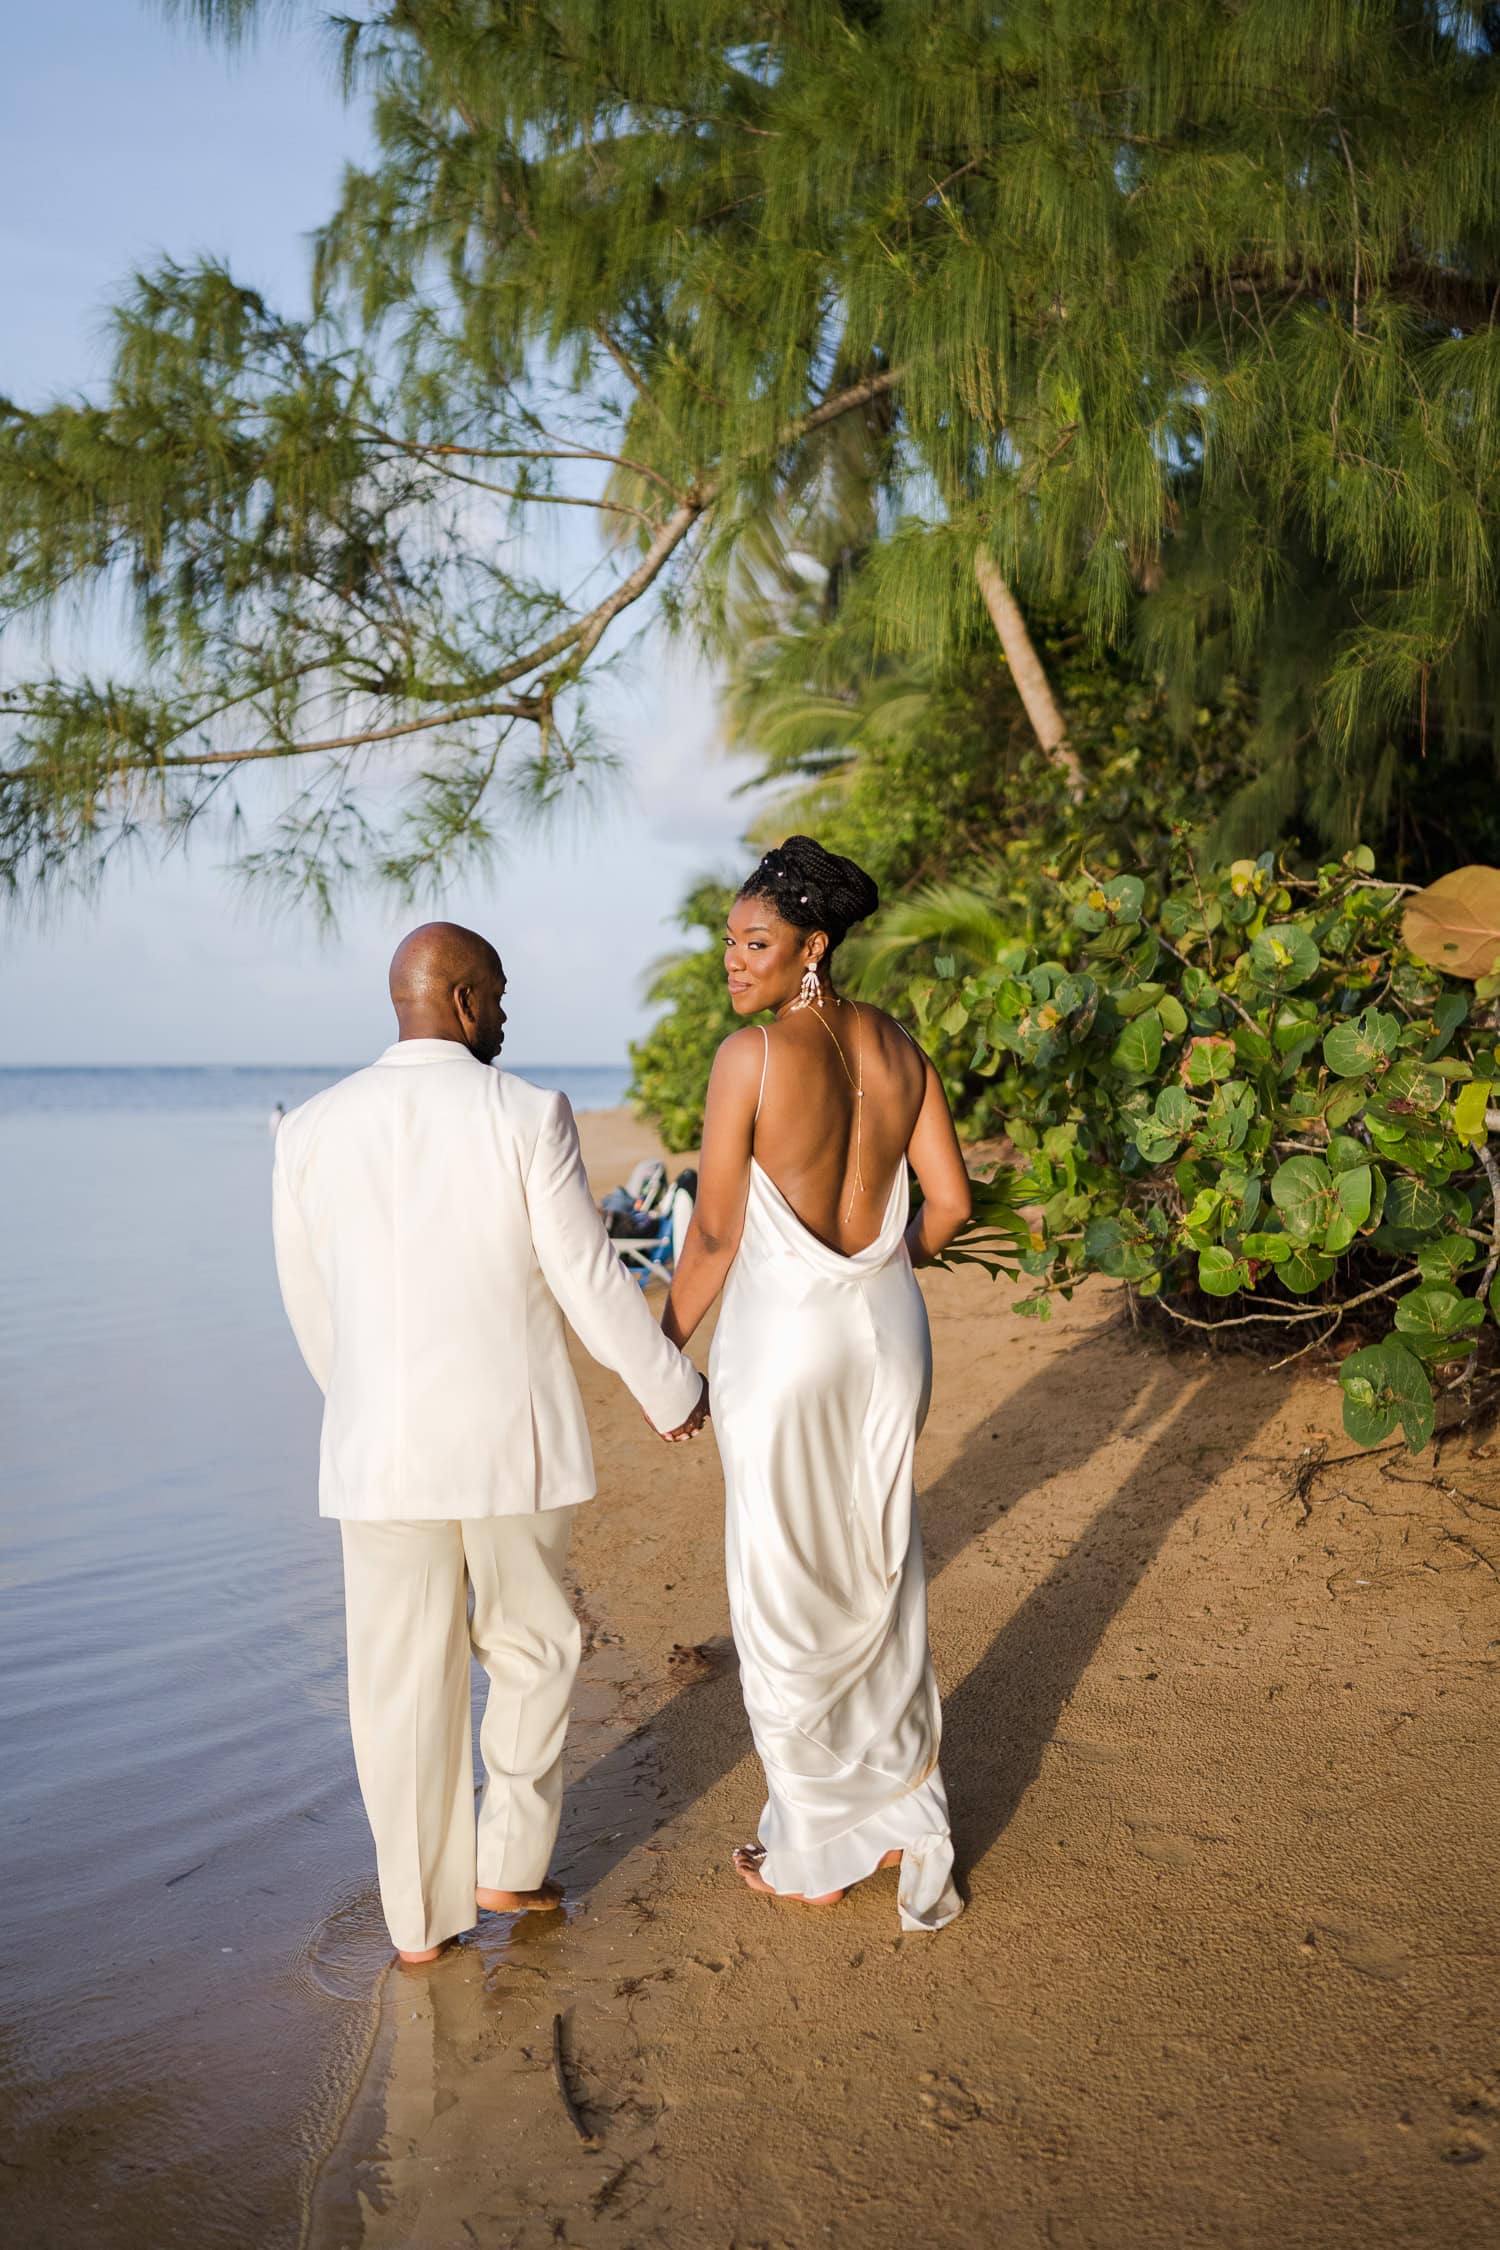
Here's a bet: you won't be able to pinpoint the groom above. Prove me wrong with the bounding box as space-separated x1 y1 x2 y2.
272 922 706 1962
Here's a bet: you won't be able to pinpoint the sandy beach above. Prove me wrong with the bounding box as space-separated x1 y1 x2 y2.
301 1109 1500 2250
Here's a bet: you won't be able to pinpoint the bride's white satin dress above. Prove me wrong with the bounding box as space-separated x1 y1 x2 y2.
709 1152 963 1931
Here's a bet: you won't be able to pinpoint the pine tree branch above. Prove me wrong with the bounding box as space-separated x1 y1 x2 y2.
3 370 906 793
371 450 655 524
354 425 688 500
0 698 540 784
424 367 906 695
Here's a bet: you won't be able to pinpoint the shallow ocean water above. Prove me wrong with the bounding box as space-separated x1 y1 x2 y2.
0 1062 629 2249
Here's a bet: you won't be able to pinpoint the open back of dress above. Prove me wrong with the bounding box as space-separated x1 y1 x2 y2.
708 1143 962 1930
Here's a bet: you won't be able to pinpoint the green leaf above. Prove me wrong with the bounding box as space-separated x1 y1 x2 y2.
1073 872 1145 933
1249 923 1320 989
1280 1246 1336 1293
1326 1133 1369 1173
1110 1010 1163 1077
1232 1024 1275 1071
1157 993 1188 1038
1417 1236 1476 1280
1223 1168 1262 1226
1339 1339 1434 1453
1318 1165 1371 1255
1383 1175 1450 1233
1242 1230 1293 1263
1323 1008 1401 1077
1422 992 1469 1060
1113 981 1164 1019
1270 1154 1333 1243
1083 1215 1157 1281
1393 1283 1486 1360
940 998 970 1037
1199 1080 1256 1154
1453 1078 1491 1146
1184 1035 1236 1085
1333 1164 1372 1227
1324 1081 1368 1129
1377 1058 1445 1112
1197 1246 1244 1296
1131 1122 1181 1164
1155 1086 1195 1133
1104 874 1144 921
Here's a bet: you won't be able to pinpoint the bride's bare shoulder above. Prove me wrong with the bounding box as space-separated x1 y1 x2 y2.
709 1024 768 1086
856 1002 928 1062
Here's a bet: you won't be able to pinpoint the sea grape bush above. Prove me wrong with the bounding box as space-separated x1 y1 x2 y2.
921 845 1500 1454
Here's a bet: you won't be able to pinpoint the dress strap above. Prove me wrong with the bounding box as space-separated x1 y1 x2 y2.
754 1024 770 1123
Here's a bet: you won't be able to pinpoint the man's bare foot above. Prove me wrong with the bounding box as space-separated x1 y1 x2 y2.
732 1844 901 1906
396 1942 446 1965
475 1879 564 1915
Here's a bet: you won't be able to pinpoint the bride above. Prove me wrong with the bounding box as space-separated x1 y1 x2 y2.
661 837 973 1930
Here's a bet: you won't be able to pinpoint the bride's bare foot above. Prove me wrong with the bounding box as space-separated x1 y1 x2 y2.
731 1845 844 1906
732 1844 901 1906
396 1942 446 1965
475 1878 564 1915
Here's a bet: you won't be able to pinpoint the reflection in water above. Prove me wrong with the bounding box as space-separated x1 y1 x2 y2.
0 1073 381 2248
308 1694 673 2250
0 1065 627 2249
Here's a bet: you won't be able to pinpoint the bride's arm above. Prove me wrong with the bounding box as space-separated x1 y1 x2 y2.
661 1030 761 1350
904 1051 973 1266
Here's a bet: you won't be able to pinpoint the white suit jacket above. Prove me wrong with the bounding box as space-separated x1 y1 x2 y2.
271 1040 701 1520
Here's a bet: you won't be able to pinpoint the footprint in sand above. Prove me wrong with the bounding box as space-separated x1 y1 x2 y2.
918 2070 982 2131
667 1637 733 1677
1286 2071 1380 2173
1125 1820 1232 1869
1441 2130 1489 2165
1306 1919 1412 1983
1440 2077 1497 2164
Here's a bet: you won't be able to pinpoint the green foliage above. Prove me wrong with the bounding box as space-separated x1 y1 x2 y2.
12 3 1500 904
629 605 1255 1146
626 883 738 1152
924 840 1500 1454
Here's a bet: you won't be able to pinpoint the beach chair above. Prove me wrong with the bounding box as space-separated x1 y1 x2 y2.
615 1179 694 1289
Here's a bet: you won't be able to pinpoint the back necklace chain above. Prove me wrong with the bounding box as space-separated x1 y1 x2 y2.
804 998 866 1221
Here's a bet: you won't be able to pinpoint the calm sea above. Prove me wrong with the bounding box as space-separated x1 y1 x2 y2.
0 1062 631 2249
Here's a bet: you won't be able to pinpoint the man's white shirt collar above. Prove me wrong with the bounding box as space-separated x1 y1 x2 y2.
374 1039 489 1067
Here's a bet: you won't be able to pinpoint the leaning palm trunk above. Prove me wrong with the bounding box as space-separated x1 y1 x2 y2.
974 552 1085 801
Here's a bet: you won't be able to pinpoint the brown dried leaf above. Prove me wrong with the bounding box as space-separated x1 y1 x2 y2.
1402 865 1500 980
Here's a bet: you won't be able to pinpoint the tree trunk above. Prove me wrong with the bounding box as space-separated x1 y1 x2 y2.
973 551 1084 800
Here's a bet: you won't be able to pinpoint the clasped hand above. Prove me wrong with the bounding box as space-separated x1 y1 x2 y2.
651 1377 710 1444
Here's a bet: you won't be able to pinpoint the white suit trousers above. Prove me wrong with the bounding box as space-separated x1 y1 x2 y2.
339 1509 581 1953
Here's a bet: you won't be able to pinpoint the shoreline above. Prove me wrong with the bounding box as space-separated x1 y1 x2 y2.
304 1108 1500 2249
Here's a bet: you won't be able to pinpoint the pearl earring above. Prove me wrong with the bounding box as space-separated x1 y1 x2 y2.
793 959 822 1011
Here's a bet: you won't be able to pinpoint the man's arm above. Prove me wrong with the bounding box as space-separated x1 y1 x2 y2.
525 1093 704 1434
271 1136 333 1392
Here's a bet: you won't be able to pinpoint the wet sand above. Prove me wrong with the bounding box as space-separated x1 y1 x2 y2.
308 1111 1500 2250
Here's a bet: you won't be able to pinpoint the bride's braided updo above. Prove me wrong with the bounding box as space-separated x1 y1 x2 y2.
737 835 879 956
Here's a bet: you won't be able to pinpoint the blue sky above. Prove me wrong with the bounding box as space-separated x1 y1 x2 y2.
0 3 754 1065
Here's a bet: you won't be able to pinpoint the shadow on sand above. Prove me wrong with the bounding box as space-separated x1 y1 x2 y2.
557 1321 1286 1896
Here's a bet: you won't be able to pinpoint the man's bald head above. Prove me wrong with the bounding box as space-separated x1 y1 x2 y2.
389 921 508 1062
